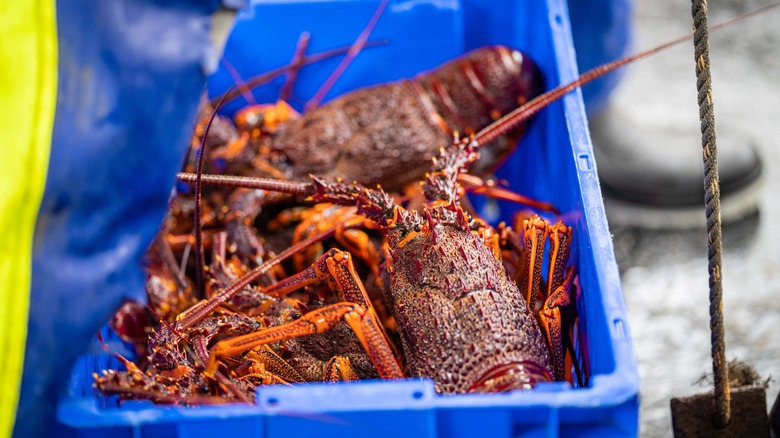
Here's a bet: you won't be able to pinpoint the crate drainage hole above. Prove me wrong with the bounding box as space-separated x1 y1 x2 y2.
578 154 592 172
614 319 626 339
412 391 424 400
267 397 279 406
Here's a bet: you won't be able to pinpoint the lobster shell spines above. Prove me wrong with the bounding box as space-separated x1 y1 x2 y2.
387 216 552 393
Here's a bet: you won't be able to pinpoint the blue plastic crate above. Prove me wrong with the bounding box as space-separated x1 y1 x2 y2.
57 0 639 436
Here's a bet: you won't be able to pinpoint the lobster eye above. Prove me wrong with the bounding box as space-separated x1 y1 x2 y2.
413 224 421 232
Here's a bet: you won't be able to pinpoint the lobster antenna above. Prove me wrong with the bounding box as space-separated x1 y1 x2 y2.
279 32 311 103
154 234 188 291
193 86 235 298
179 241 192 281
472 1 780 147
177 173 313 196
212 40 388 106
176 224 346 329
221 58 257 105
305 0 390 111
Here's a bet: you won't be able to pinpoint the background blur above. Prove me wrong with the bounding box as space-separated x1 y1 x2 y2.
598 0 779 435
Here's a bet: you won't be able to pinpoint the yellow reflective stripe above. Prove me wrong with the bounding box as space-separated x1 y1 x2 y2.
0 0 58 435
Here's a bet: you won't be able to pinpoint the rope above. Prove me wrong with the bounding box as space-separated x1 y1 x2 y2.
691 0 730 428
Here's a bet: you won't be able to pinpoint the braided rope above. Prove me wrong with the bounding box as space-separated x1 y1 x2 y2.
691 0 730 428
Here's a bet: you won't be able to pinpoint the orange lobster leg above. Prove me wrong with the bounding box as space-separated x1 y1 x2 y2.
263 248 372 308
545 222 573 294
323 355 360 382
290 206 380 276
538 221 575 382
236 369 292 386
518 216 548 311
538 266 576 382
205 302 403 380
234 356 294 387
263 247 402 365
457 174 558 213
244 346 305 383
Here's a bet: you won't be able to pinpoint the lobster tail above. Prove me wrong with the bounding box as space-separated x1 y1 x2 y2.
415 45 543 137
469 361 553 393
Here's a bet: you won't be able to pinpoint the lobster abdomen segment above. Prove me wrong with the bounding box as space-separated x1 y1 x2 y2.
415 45 543 137
274 81 447 191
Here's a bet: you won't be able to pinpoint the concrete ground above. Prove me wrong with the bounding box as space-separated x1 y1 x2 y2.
594 1 780 435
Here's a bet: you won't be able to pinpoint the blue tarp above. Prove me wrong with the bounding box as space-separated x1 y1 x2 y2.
17 1 244 436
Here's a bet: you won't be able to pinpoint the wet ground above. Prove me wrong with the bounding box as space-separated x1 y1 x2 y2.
594 1 780 435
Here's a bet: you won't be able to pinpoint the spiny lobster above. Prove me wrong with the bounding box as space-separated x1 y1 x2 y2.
177 132 579 393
